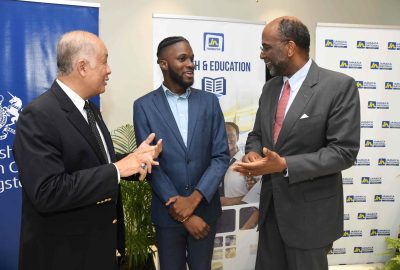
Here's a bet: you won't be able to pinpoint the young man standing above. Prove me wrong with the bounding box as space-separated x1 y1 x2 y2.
134 36 229 270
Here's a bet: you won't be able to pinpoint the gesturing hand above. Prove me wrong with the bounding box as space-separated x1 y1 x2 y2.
233 147 287 176
115 133 161 180
137 133 163 159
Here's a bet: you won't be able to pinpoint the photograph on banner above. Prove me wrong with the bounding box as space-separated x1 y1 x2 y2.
153 15 266 270
316 24 400 265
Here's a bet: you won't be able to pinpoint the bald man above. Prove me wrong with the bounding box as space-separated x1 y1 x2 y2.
13 31 161 270
234 17 360 269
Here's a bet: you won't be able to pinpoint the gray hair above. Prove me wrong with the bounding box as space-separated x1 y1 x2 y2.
56 30 98 75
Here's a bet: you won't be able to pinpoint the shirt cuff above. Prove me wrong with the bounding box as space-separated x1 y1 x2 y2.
112 163 121 183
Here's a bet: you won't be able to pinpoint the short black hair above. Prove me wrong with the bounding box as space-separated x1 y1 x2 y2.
225 122 239 137
278 18 310 54
156 36 189 63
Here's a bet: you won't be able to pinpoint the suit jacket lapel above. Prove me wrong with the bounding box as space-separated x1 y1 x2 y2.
51 82 107 164
186 89 199 151
275 61 319 149
267 79 283 148
88 101 117 163
152 87 187 151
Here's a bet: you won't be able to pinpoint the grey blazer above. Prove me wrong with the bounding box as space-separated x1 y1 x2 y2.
246 61 360 249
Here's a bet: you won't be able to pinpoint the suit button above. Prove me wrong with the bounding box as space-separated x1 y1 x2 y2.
112 219 117 224
185 185 189 190
187 159 191 164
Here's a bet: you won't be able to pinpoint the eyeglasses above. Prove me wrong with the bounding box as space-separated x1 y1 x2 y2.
260 40 290 53
260 45 268 53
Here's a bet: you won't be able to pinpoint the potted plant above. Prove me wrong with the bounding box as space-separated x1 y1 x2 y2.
383 235 400 270
112 124 156 270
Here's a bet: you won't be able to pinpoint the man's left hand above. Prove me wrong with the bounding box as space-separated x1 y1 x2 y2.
165 190 203 221
233 147 287 176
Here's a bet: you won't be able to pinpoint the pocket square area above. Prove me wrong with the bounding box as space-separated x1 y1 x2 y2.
300 114 309 119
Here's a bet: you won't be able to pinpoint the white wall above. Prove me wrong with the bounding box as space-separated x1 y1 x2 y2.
82 0 400 131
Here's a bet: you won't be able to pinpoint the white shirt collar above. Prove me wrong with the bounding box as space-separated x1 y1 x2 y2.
162 84 191 98
56 79 86 113
283 58 312 91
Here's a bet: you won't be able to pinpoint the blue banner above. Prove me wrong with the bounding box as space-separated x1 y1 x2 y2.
0 1 99 268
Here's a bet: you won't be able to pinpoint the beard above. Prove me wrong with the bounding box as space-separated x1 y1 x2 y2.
267 55 289 77
169 68 194 89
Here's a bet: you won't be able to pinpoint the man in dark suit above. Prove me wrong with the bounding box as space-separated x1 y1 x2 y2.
133 36 230 270
13 31 161 270
234 17 360 270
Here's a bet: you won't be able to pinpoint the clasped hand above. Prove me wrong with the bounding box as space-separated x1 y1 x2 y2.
233 147 287 176
165 191 209 239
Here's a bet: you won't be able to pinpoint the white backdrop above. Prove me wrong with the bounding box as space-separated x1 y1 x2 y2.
316 23 400 265
153 14 265 270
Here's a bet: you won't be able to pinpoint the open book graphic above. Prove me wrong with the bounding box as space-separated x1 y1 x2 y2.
202 77 226 95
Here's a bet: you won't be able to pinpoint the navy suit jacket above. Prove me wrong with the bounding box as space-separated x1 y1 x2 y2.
133 86 230 227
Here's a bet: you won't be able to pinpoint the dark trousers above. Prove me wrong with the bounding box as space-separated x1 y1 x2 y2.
156 223 216 270
255 200 332 270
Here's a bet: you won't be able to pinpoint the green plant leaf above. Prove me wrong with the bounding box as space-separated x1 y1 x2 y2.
112 124 155 268
384 237 400 270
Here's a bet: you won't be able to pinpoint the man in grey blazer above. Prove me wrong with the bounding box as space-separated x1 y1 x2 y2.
234 17 360 270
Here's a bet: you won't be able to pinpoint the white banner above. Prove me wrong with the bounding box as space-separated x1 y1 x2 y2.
316 23 400 265
153 14 265 270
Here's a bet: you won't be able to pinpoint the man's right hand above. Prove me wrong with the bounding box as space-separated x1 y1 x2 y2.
182 215 210 240
115 133 161 180
242 151 262 163
137 133 163 159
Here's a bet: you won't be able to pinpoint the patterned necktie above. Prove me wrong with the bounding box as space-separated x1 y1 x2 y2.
84 101 108 161
273 80 291 144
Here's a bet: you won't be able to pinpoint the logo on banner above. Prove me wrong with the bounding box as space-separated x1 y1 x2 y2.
378 158 400 166
354 159 370 166
346 195 366 203
202 77 226 96
339 60 362 69
374 194 395 202
385 82 400 90
387 42 400 50
357 212 378 219
344 213 350 220
367 101 389 109
356 41 379 49
361 176 382 184
370 229 390 236
343 230 363 237
370 61 393 70
354 247 374 253
0 91 23 140
342 177 353 185
328 248 347 255
361 121 374 128
382 121 400 128
356 81 376 90
364 139 386 147
203 33 224 51
325 39 347 48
